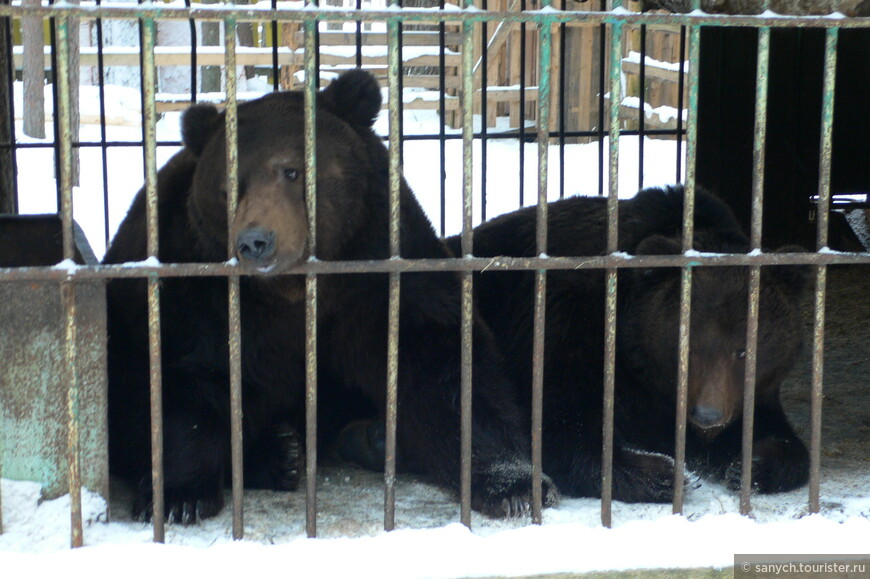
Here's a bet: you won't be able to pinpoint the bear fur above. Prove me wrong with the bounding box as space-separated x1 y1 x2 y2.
104 70 557 522
445 185 810 502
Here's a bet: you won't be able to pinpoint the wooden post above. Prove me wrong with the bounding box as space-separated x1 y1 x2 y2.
280 22 301 90
23 0 45 139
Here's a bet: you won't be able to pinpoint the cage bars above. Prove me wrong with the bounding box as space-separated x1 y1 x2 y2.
385 3 402 532
738 6 772 515
303 1 319 538
809 27 838 515
530 0 553 526
457 0 476 529
599 0 622 528
670 0 700 517
0 2 867 547
223 15 245 540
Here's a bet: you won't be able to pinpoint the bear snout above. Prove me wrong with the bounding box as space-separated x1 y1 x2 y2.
690 404 724 428
237 227 276 263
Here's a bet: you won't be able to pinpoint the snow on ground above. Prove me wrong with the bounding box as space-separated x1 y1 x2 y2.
4 83 869 576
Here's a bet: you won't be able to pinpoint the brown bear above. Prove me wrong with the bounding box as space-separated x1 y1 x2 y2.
103 70 558 523
443 185 810 502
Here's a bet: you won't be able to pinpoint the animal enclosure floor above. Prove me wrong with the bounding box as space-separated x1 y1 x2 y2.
101 265 870 544
1 267 868 577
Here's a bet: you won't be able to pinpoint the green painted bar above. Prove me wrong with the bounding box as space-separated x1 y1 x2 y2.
600 3 623 529
531 0 552 527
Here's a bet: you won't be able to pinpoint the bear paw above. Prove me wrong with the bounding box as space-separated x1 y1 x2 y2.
133 478 225 525
724 436 809 494
612 448 680 503
472 461 560 518
268 425 305 491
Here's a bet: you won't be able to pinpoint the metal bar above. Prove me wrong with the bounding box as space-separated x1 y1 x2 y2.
56 15 84 550
0 0 17 215
601 7 622 529
224 16 245 540
480 0 488 223
355 0 362 69
637 23 646 190
459 5 475 529
596 0 605 198
384 7 402 533
809 27 838 514
739 17 771 516
187 0 198 101
672 266 691 514
94 0 110 247
1 250 868 283
3 5 870 28
519 0 527 209
558 0 566 199
140 16 165 543
303 7 319 538
672 0 701 518
270 0 278 91
1 128 728 150
531 0 552 526
675 25 687 182
438 0 447 236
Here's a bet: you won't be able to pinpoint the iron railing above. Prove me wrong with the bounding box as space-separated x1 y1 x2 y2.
0 0 868 550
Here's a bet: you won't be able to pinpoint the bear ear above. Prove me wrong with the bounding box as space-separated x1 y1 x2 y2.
318 69 382 128
632 234 682 281
633 234 683 256
181 103 221 157
766 245 811 299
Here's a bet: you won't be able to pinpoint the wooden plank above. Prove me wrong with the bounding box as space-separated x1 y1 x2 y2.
622 58 684 84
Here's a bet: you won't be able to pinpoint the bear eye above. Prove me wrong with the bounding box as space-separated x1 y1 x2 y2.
284 168 300 182
735 348 747 360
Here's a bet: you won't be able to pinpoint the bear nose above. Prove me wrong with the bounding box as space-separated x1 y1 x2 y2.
236 227 276 262
690 405 724 427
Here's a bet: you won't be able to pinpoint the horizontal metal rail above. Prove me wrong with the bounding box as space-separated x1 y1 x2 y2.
2 251 867 282
2 5 870 29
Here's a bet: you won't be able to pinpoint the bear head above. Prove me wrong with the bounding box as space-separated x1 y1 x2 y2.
620 232 808 438
180 70 384 283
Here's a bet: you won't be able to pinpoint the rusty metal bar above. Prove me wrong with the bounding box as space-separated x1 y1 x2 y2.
140 16 165 543
458 1 474 529
55 14 84 549
738 12 771 516
4 5 869 29
809 27 838 514
303 4 319 538
385 6 402 533
600 4 623 529
672 2 701 515
1 251 868 283
224 16 244 540
531 0 552 526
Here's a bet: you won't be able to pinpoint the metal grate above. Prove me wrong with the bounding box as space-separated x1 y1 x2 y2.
0 0 868 550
